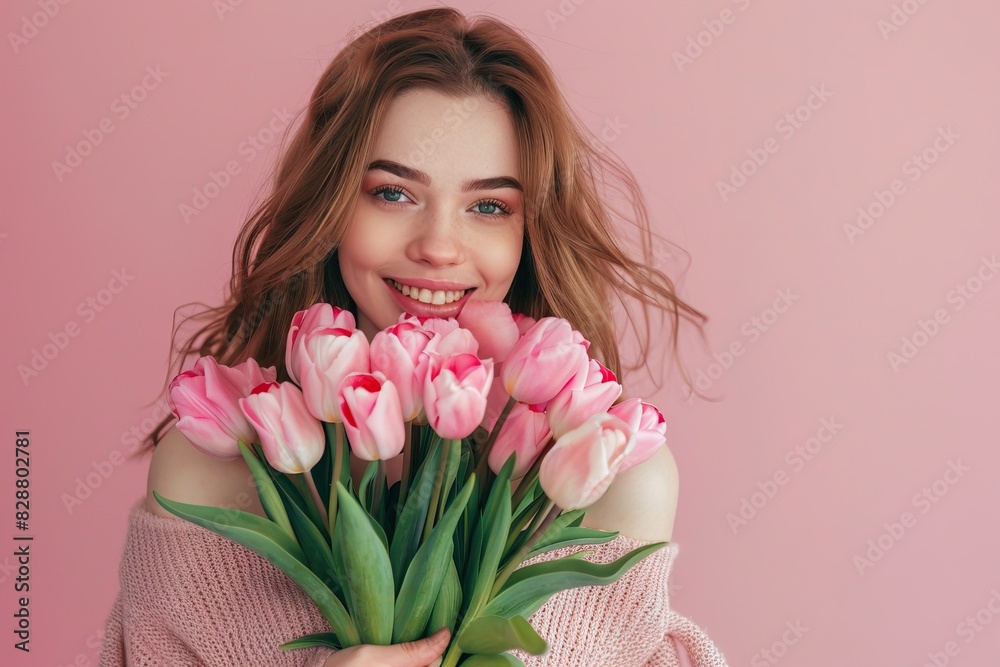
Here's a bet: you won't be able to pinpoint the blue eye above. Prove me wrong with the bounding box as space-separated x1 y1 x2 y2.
368 185 515 219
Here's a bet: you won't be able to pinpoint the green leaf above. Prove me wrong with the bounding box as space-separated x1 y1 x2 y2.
237 440 295 540
253 443 314 523
526 527 618 560
153 491 359 646
456 615 546 655
459 654 526 666
503 491 548 558
460 506 484 618
439 438 461 521
269 464 345 603
463 452 514 624
153 490 305 561
389 435 444 594
278 632 341 650
392 473 476 643
483 542 669 619
427 557 462 636
334 481 395 645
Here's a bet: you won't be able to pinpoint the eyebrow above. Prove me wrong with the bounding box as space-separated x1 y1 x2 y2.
367 159 523 192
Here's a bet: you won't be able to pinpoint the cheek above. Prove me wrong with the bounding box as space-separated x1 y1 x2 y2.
490 231 524 286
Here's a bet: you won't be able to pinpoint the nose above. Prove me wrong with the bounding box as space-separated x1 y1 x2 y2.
406 206 465 267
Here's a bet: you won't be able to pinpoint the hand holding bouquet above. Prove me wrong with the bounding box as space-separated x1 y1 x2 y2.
155 300 670 666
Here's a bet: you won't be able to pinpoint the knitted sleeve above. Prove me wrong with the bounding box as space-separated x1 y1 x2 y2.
509 534 730 667
97 498 336 667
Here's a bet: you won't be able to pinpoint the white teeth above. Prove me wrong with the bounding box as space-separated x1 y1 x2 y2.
390 280 468 305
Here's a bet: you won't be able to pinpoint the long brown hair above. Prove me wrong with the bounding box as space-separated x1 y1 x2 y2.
135 7 710 458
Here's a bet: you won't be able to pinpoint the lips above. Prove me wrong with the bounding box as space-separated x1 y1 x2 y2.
384 279 475 319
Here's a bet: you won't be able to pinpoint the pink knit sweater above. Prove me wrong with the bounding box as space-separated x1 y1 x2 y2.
99 497 728 666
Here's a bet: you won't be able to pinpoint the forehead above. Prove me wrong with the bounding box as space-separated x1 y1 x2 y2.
372 88 521 185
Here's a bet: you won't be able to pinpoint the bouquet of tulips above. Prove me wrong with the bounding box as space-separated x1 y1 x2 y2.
154 299 671 666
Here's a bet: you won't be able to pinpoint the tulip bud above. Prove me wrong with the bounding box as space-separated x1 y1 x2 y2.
609 399 667 473
539 412 636 510
285 303 356 384
370 322 433 421
423 353 494 440
501 317 590 405
239 381 326 474
545 359 622 440
168 356 275 459
456 299 520 363
297 326 370 422
338 372 406 461
487 401 551 479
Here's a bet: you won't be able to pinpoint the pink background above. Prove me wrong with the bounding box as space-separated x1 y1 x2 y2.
3 1 999 665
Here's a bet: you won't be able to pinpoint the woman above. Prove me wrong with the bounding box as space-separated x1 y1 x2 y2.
99 7 727 666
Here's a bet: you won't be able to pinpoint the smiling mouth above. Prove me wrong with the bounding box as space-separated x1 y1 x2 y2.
387 279 472 305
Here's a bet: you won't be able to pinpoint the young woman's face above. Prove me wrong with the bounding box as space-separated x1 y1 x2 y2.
338 88 525 340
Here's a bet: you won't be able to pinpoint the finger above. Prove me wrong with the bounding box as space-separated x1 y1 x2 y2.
376 627 451 666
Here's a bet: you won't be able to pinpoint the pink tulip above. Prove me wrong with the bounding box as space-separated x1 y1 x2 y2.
538 412 636 510
370 322 434 421
423 353 494 440
397 313 458 337
512 312 537 336
610 398 667 473
239 381 326 474
297 326 370 422
487 401 551 479
501 317 590 405
285 303 356 384
338 372 406 461
545 359 623 440
168 356 276 460
457 299 520 363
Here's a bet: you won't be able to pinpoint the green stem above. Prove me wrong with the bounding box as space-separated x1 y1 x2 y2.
509 436 555 513
422 436 449 543
396 422 414 521
325 421 344 541
371 459 385 514
490 500 559 598
476 395 517 467
300 470 329 529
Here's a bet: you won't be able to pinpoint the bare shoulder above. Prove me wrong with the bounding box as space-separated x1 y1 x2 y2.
145 425 266 519
579 444 679 543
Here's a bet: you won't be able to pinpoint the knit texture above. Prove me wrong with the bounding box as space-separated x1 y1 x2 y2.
98 498 728 666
